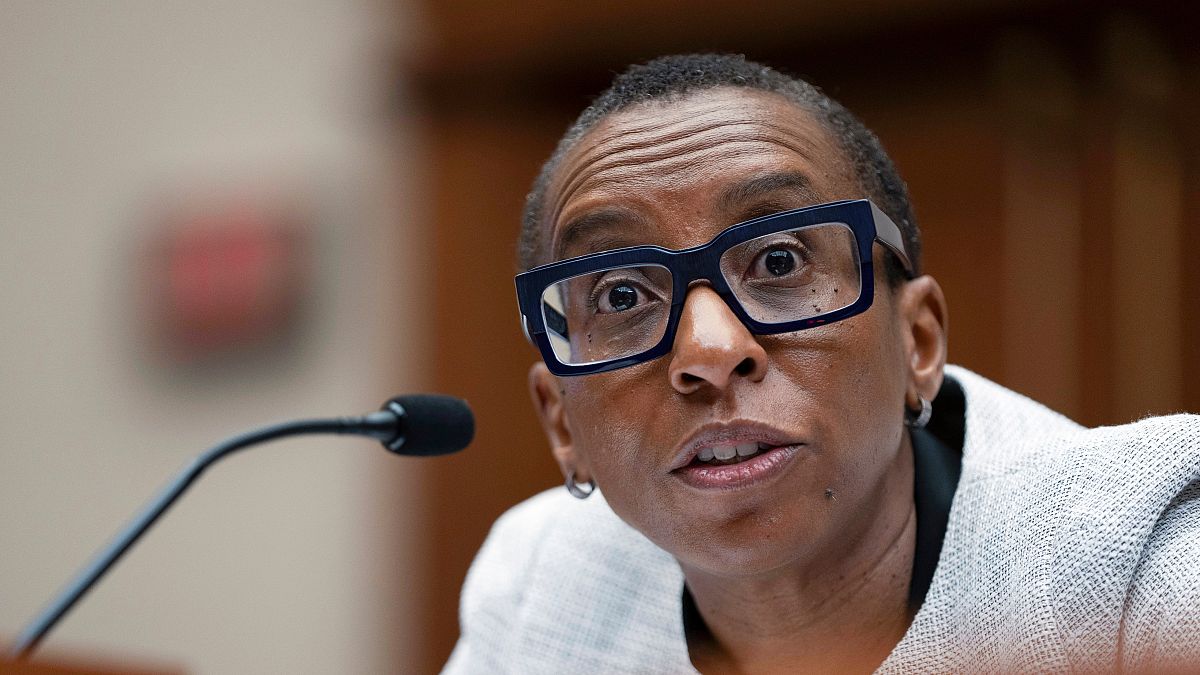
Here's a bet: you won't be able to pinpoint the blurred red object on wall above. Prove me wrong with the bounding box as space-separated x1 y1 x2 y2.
140 199 312 365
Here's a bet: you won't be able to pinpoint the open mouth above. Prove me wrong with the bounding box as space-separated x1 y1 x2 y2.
669 422 804 490
674 442 802 490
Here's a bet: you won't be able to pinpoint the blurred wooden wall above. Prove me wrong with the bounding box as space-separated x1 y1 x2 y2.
403 1 1200 670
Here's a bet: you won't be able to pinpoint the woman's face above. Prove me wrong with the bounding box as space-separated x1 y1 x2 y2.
531 87 929 578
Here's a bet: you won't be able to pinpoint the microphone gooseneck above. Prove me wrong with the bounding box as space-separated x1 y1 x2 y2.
8 395 473 661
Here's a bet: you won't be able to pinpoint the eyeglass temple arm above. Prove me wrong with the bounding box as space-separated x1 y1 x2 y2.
520 313 533 343
869 202 914 277
520 302 569 345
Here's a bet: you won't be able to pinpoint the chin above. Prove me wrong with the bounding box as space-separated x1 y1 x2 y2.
657 501 825 578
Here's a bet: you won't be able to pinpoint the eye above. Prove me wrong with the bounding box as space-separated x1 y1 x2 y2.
738 237 812 285
604 284 639 312
583 267 669 315
763 249 796 276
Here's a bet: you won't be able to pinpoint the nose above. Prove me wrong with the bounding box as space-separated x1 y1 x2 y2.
668 286 768 394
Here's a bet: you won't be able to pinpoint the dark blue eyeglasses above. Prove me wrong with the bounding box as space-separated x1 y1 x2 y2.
515 199 913 376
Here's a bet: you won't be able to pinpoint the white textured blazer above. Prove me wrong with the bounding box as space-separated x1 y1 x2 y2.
444 366 1200 673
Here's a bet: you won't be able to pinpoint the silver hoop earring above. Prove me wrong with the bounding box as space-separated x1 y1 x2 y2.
905 396 932 429
565 471 596 499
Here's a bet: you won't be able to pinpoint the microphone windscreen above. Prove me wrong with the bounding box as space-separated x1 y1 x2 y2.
387 394 474 456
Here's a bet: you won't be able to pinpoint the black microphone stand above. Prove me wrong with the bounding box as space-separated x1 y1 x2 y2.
8 414 398 661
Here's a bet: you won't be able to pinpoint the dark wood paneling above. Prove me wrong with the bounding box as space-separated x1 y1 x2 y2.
419 105 566 672
856 79 1008 386
1183 59 1200 413
411 0 1057 90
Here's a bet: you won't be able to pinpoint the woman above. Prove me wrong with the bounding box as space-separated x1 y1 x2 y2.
444 54 1200 673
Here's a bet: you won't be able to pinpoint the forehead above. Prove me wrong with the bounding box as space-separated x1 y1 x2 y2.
542 87 857 260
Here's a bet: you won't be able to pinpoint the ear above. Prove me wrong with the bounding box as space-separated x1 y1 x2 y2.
528 362 591 484
896 275 949 407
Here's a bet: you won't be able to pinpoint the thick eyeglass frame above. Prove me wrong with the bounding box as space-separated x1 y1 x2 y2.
515 199 914 376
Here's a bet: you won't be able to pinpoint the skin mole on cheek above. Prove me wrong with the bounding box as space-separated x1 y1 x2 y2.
824 488 836 500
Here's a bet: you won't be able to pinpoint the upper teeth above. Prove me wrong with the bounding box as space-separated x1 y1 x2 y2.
698 443 763 462
738 443 761 456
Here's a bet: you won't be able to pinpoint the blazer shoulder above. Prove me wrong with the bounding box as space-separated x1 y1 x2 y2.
446 488 686 672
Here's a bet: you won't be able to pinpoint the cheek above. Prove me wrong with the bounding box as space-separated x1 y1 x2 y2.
769 312 907 478
562 368 660 473
561 367 690 534
830 322 908 503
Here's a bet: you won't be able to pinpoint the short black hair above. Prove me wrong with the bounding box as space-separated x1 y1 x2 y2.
518 53 922 284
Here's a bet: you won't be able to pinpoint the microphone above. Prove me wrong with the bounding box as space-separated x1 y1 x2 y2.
7 394 473 661
364 394 476 456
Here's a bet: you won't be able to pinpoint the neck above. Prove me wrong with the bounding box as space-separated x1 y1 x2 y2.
683 436 918 675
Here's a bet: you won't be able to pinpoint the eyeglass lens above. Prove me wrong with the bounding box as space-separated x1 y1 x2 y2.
539 221 862 366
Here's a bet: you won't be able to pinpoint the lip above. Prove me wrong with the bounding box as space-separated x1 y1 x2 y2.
668 420 805 491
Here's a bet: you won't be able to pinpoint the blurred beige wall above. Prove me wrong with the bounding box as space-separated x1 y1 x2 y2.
0 2 429 672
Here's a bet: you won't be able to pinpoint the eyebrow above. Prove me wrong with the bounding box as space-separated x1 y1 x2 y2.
553 206 645 260
552 171 821 260
718 171 819 214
